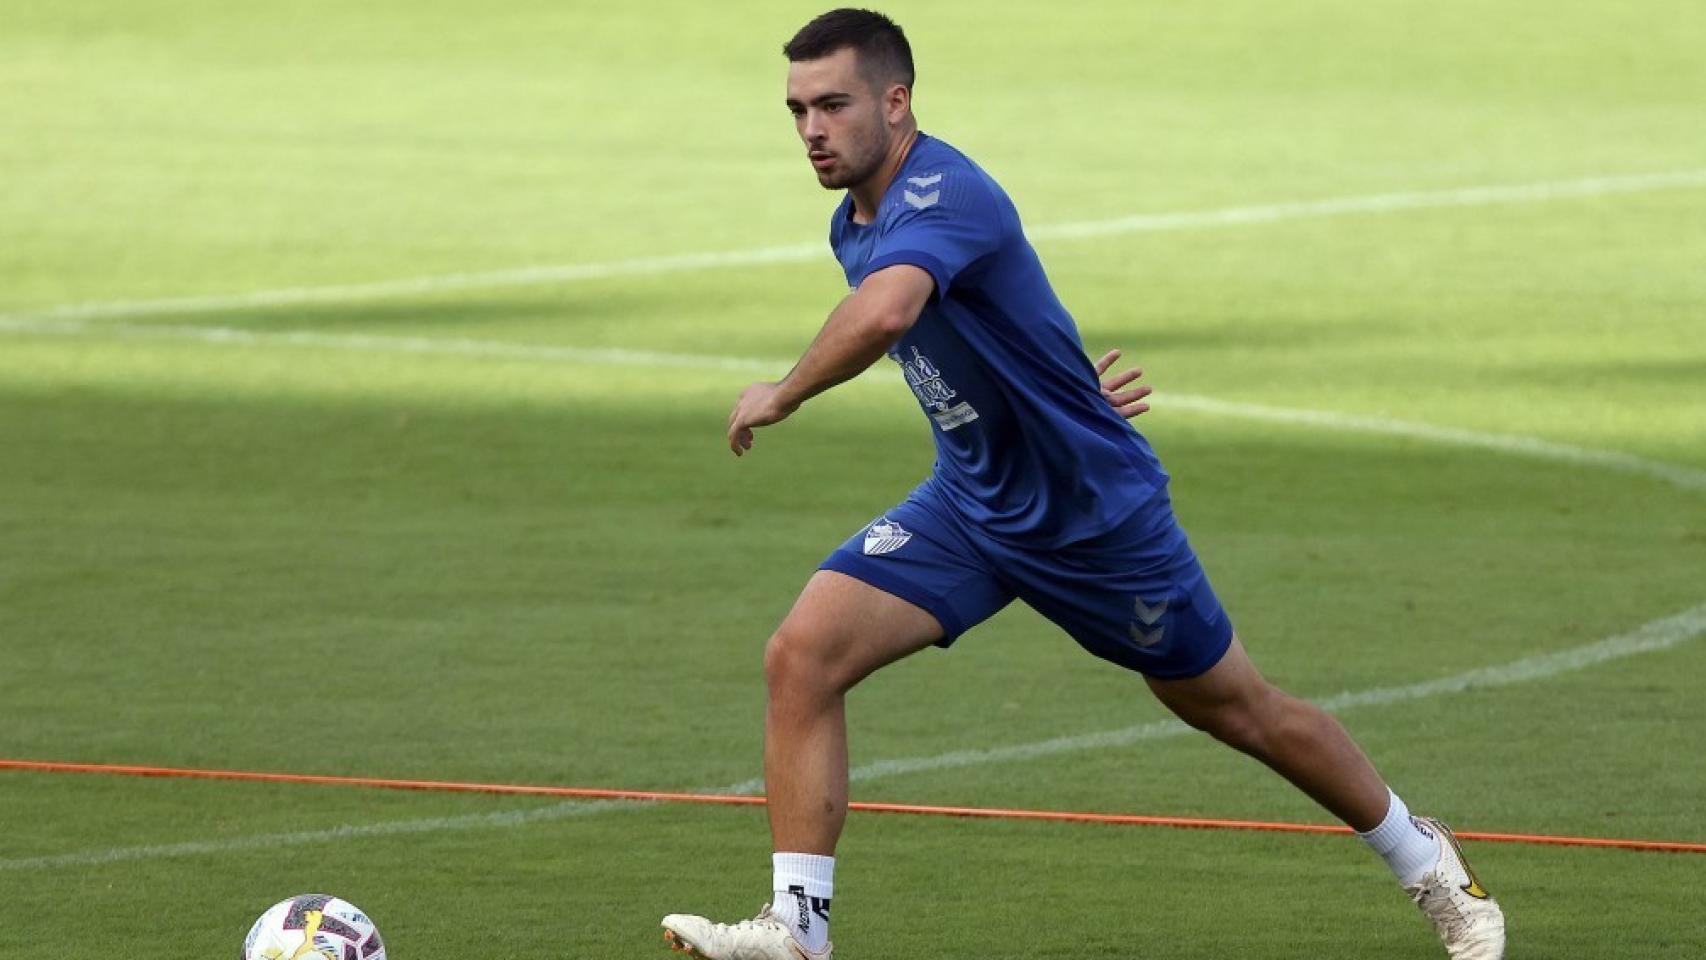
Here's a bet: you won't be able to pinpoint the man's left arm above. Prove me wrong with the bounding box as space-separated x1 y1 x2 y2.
727 264 934 456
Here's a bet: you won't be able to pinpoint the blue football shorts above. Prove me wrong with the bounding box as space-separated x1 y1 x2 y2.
819 486 1234 680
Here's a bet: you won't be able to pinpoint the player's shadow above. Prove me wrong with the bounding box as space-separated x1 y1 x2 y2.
1498 355 1705 387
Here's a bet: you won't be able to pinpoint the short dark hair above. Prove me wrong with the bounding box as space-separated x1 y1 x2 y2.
783 9 914 91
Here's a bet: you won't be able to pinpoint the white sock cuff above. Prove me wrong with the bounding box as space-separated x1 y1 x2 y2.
773 852 835 898
1357 788 1412 850
1356 789 1439 887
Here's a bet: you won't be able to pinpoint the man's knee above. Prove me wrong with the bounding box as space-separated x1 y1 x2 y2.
764 621 849 699
763 572 943 702
1175 685 1286 755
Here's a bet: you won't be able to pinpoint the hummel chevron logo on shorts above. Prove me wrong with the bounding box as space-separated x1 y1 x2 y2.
863 519 912 556
1130 596 1168 647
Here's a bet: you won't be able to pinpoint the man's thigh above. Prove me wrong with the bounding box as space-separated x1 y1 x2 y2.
774 570 951 686
816 499 1015 649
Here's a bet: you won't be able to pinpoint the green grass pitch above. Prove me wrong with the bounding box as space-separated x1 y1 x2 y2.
3 1 1704 957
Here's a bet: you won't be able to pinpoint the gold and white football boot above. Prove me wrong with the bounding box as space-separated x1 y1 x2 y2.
662 904 831 960
1406 817 1506 959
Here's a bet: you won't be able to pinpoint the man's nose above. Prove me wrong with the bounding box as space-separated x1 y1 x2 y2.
802 111 827 142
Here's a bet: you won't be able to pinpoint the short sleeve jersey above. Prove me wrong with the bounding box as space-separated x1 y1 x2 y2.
829 133 1168 548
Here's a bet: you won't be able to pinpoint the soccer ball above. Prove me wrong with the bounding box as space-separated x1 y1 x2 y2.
242 894 387 960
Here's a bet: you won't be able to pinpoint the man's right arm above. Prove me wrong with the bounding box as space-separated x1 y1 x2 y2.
726 264 937 457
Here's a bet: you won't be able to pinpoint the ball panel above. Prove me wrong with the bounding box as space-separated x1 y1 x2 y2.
243 895 384 960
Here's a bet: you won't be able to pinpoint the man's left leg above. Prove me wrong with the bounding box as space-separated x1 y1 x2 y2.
1003 496 1504 959
1144 636 1388 828
1147 638 1505 960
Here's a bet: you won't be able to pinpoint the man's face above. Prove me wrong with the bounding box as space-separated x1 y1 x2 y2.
785 47 892 190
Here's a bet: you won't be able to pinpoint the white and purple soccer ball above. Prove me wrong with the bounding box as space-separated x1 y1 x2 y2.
242 894 386 960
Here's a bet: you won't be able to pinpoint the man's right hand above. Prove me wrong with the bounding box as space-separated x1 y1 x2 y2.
727 380 800 456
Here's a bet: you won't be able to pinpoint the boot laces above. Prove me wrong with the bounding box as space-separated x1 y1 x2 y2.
715 904 789 937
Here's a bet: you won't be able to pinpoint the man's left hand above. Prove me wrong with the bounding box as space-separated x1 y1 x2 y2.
1094 348 1153 420
728 381 799 456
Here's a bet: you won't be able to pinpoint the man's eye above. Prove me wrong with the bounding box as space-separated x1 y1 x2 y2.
825 103 842 113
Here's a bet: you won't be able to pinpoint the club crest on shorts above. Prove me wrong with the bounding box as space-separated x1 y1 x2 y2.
863 518 913 556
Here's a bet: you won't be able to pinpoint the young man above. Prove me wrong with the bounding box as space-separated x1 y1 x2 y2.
664 9 1505 959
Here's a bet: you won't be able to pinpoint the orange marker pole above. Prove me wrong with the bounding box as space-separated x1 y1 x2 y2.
5 759 1703 855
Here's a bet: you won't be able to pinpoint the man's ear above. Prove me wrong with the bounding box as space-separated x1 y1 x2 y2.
885 83 911 124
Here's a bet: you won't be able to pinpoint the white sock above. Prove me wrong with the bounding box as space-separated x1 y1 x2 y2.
1357 789 1440 887
772 852 834 953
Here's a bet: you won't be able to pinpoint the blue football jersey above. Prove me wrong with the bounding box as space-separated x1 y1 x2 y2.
829 133 1169 548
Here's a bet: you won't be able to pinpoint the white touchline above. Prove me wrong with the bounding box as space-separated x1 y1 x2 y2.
0 316 781 373
5 601 1703 872
832 599 1706 787
3 315 1703 493
3 168 1705 324
1024 169 1706 241
0 799 632 873
1157 394 1706 493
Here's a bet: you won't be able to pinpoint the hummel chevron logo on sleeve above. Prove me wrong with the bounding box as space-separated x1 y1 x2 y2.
903 189 940 209
907 173 942 188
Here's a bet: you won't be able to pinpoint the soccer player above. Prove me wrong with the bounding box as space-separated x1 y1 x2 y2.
663 9 1505 959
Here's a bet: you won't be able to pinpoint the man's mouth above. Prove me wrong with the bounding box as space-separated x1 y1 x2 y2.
809 151 835 170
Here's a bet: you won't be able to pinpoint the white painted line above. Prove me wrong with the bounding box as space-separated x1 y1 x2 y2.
6 168 1705 324
0 798 627 872
1160 394 1706 492
1026 169 1706 241
6 601 1702 872
0 316 777 373
4 316 1702 492
0 244 826 324
833 600 1706 786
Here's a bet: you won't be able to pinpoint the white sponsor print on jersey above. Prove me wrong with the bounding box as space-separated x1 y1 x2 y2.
863 518 913 556
896 346 979 431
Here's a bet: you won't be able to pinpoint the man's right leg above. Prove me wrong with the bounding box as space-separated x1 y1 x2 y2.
762 569 946 857
666 497 1013 959
663 570 949 960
